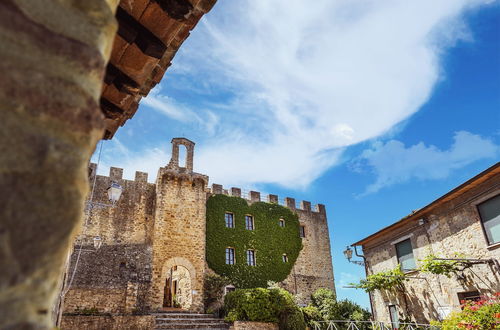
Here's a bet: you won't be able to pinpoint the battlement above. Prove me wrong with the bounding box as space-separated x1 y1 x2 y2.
89 163 150 183
209 183 326 215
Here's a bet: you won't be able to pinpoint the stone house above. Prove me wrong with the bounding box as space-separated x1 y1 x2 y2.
59 138 335 318
352 162 500 324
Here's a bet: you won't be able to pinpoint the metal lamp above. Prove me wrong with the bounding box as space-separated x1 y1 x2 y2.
107 181 123 204
343 246 353 261
93 236 102 250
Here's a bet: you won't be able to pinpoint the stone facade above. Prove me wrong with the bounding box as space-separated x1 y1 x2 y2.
354 164 500 324
61 138 335 319
281 203 335 304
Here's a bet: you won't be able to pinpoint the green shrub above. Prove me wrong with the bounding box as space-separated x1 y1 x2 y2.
310 288 371 322
301 305 322 328
279 307 306 330
224 287 305 329
206 194 303 288
433 294 500 329
204 273 230 314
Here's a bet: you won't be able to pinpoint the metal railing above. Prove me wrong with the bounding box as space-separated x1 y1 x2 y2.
312 320 440 330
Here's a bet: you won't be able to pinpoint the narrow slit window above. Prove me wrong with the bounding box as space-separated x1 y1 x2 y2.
282 254 288 263
245 215 254 230
225 248 235 265
246 250 256 266
299 226 306 238
279 219 285 227
225 212 234 228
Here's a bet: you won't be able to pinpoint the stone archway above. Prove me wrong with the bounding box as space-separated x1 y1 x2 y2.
161 257 196 310
163 265 192 309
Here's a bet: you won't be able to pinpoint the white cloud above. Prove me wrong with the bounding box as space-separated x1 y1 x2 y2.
92 139 169 183
354 131 499 195
143 86 220 134
120 0 494 188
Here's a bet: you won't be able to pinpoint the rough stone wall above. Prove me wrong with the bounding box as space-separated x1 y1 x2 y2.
363 175 500 323
149 164 209 312
0 1 118 328
282 203 336 304
61 315 155 330
62 148 335 316
62 166 155 314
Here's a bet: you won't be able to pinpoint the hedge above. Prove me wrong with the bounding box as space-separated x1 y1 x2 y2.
224 288 306 330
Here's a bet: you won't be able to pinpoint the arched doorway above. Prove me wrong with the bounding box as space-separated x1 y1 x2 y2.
162 265 192 309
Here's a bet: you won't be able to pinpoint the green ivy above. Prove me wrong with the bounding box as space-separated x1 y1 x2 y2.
206 194 303 288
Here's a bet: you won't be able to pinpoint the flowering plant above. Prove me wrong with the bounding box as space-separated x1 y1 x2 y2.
433 293 500 329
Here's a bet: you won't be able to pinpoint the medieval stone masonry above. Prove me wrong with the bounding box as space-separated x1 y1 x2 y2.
60 138 335 319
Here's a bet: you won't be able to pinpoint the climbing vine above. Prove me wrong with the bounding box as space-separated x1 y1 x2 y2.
352 253 473 292
351 266 408 292
206 194 303 288
419 254 466 278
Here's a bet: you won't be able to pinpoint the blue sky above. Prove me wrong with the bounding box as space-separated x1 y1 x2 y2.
94 0 500 308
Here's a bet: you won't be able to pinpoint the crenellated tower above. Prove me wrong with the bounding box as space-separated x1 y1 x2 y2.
150 138 208 312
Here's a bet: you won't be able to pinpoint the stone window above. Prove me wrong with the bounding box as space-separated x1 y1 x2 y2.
279 218 285 227
282 254 288 263
225 248 235 265
245 215 254 230
299 225 306 238
246 250 256 266
395 238 416 271
225 212 234 228
477 194 500 245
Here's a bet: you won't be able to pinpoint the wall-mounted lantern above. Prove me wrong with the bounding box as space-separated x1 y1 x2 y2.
343 245 365 266
107 181 123 205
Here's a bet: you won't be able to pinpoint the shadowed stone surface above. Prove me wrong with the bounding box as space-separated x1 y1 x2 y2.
0 0 118 328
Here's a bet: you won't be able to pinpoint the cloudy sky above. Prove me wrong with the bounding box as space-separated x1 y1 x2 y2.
94 0 500 307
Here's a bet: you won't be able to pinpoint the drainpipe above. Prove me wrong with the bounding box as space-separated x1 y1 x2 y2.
354 245 376 320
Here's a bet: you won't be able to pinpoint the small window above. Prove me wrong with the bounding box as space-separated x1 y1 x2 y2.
395 238 416 271
246 250 256 266
477 194 500 245
225 212 234 228
245 215 254 230
458 291 481 306
282 254 288 263
279 219 285 227
299 226 306 238
225 248 235 265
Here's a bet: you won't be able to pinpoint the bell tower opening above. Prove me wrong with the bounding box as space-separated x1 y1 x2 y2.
178 144 187 168
167 137 195 172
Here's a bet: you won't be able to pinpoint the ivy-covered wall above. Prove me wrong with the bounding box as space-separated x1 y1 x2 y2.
206 194 303 288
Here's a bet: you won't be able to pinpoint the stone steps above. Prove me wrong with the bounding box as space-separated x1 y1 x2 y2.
153 312 230 330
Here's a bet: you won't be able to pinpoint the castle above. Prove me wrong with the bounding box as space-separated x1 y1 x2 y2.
60 138 335 316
